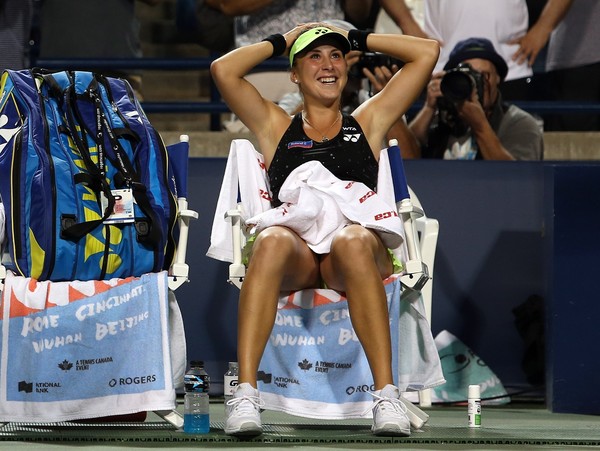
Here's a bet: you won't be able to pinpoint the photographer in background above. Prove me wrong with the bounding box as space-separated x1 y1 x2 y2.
409 37 543 160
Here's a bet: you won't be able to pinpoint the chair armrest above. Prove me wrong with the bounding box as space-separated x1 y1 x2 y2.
168 197 199 291
397 198 423 263
225 206 246 288
397 197 432 294
397 200 424 218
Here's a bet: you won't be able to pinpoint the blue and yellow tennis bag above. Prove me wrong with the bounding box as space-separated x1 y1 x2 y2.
0 69 178 281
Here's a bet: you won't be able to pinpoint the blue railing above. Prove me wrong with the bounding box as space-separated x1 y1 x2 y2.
32 57 600 127
32 56 290 130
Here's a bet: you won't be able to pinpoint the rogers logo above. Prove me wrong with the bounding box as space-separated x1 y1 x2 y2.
110 374 157 387
346 384 376 395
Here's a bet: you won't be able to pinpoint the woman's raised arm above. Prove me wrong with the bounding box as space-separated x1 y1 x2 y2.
352 33 439 150
210 26 307 150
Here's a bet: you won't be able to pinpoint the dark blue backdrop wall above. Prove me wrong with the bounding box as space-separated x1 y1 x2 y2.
177 158 547 393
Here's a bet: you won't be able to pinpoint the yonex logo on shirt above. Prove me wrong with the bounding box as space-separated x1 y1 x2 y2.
343 134 361 142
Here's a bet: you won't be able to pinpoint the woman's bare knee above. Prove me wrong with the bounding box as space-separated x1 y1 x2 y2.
325 226 392 283
247 226 320 289
330 226 378 260
251 227 298 261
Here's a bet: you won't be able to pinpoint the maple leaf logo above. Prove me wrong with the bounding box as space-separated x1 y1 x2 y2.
58 360 73 371
298 359 312 371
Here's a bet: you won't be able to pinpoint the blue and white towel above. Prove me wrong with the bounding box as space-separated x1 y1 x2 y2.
258 276 445 419
0 270 180 422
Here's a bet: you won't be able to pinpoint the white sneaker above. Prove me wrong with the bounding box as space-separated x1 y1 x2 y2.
224 383 264 437
371 384 411 437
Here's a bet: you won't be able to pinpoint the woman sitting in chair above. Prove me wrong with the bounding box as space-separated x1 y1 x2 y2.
210 23 438 437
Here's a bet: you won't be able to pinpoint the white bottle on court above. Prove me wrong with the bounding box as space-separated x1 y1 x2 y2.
468 384 481 428
223 361 239 404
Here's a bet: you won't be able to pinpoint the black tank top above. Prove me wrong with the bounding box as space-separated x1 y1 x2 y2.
268 113 378 207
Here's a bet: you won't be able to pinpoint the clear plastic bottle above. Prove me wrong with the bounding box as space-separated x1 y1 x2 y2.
183 360 210 434
223 361 239 405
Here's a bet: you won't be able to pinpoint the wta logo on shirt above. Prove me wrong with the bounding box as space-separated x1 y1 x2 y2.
288 140 314 149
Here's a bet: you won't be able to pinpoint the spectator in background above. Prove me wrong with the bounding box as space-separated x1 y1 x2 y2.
378 0 426 38
423 0 534 101
175 0 234 53
409 37 543 160
353 0 427 38
38 0 162 100
212 0 371 48
540 0 599 131
510 0 570 70
508 0 574 130
0 0 33 72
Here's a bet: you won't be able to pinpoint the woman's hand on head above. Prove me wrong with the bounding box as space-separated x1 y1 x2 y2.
318 22 349 38
283 23 316 54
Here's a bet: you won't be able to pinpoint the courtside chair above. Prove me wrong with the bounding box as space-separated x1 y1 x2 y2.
220 139 440 427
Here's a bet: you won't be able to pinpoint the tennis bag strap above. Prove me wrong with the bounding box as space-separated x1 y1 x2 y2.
42 72 163 254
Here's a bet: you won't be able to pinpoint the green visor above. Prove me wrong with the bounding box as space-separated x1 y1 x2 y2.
289 27 351 67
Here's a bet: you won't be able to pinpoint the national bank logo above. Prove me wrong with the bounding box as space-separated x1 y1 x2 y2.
18 381 33 393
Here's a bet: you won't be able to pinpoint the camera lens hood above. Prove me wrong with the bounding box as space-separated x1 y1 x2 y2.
440 70 473 103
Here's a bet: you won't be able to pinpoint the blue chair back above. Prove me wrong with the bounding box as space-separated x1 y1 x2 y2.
166 140 190 199
387 142 410 203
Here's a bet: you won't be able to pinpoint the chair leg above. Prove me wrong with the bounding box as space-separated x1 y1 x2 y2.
400 395 430 429
155 410 183 428
418 388 432 407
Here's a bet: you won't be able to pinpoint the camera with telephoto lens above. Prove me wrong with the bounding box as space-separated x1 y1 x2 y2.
440 62 484 103
351 52 404 77
436 63 485 136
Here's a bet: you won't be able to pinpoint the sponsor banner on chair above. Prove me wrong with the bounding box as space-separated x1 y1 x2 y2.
0 271 175 422
257 277 401 419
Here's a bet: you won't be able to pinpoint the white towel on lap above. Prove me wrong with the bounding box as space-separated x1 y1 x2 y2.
246 160 405 254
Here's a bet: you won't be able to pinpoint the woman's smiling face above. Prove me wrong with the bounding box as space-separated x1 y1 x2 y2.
293 44 348 101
